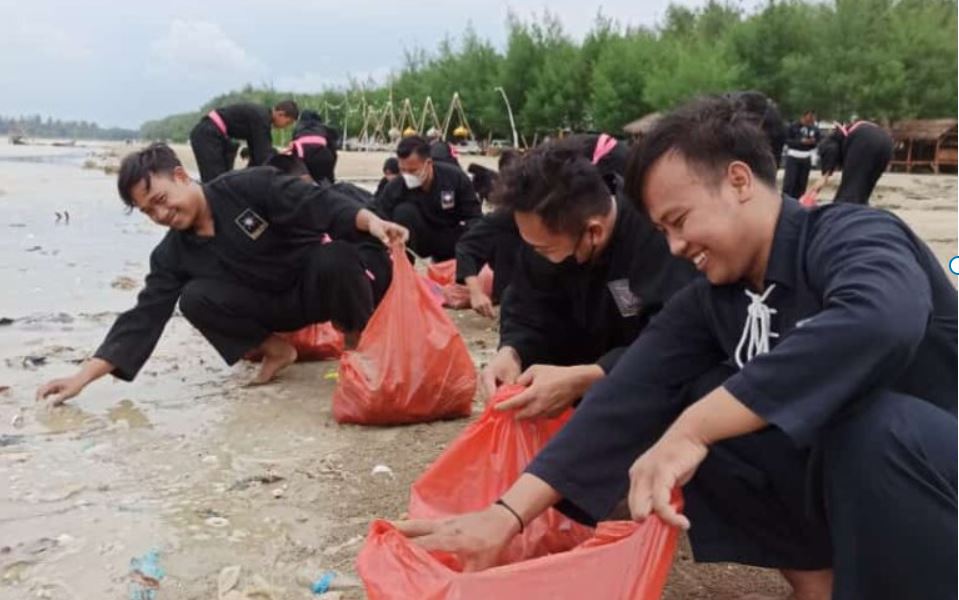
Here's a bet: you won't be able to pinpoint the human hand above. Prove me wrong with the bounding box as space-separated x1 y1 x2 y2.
393 506 520 572
469 289 495 319
627 428 707 530
480 347 522 400
35 375 86 406
494 364 602 419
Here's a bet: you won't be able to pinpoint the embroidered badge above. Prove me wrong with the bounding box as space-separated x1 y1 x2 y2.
235 208 268 240
440 190 455 210
607 279 641 318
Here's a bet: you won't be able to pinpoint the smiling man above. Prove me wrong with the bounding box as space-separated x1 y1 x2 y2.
396 96 957 600
36 143 408 405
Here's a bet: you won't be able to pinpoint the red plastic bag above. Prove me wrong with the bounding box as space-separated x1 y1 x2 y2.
799 188 819 207
426 259 457 286
333 247 476 424
409 384 593 562
244 322 343 362
357 516 680 600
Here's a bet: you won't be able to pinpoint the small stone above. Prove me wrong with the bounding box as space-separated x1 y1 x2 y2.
271 487 284 499
205 517 230 528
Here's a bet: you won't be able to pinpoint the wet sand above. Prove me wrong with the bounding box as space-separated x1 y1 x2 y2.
0 139 955 599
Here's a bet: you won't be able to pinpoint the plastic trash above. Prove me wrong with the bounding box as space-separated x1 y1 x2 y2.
128 550 165 600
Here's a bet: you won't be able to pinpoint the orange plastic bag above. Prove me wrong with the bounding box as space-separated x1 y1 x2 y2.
409 384 593 562
426 259 457 286
244 322 343 362
357 516 680 600
799 188 819 207
332 247 476 424
281 322 343 360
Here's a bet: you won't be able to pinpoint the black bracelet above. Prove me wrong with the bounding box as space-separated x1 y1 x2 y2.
494 498 525 533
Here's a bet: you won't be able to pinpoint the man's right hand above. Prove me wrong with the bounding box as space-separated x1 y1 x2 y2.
469 289 495 319
36 358 113 406
481 347 522 400
36 375 86 406
393 505 520 572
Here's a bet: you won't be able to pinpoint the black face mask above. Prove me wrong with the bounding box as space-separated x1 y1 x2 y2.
557 227 597 273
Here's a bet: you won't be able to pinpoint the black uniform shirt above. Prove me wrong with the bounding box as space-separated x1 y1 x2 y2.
527 198 957 523
376 161 481 229
499 194 698 372
216 103 274 166
94 168 362 381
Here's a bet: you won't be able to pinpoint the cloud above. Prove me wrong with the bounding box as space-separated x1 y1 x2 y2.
150 20 264 81
3 20 93 62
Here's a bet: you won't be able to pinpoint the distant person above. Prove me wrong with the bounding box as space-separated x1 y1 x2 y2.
814 121 894 205
782 110 821 199
288 109 340 184
375 135 481 261
726 90 787 168
430 139 461 167
374 157 400 200
466 148 519 204
36 143 407 405
189 100 298 182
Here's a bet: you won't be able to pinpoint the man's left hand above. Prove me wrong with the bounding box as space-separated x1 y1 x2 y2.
494 364 603 420
627 428 708 530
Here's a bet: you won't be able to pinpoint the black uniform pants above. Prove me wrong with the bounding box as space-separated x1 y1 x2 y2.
782 156 812 199
834 143 893 205
546 365 958 599
178 241 373 363
189 119 234 183
392 202 465 261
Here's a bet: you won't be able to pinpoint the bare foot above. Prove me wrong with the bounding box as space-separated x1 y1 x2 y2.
249 335 297 385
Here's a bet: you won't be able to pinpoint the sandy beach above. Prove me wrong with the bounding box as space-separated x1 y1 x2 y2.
0 139 955 599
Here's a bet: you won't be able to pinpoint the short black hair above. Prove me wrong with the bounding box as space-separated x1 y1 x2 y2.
267 153 309 177
498 149 520 171
624 95 778 209
396 135 431 160
117 142 183 208
383 157 400 174
273 99 299 120
491 138 612 236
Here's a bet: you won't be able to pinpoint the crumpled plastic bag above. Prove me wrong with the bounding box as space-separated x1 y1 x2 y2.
356 515 680 600
409 384 593 562
333 246 476 424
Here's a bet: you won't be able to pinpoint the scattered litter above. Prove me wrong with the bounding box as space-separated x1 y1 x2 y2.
21 356 47 369
205 517 230 528
128 550 164 600
25 246 42 252
271 487 285 499
371 464 394 479
218 565 242 599
303 570 362 594
0 385 11 394
322 534 364 556
10 413 23 429
323 371 338 381
228 474 284 491
201 455 219 465
111 276 139 291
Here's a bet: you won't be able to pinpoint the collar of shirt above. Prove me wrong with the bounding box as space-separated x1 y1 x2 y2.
762 196 807 291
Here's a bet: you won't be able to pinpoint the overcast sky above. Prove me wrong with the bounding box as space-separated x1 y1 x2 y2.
1 0 760 128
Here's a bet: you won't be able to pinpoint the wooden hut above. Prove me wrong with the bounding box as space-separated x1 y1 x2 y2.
889 119 957 174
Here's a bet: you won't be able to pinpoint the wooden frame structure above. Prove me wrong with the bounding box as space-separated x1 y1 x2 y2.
889 119 958 174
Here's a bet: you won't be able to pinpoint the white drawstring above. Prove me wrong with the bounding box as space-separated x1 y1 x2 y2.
734 284 779 369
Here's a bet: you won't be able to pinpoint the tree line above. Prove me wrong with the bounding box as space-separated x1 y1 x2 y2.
140 0 957 144
1 115 138 141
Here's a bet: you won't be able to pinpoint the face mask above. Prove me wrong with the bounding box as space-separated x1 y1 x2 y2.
402 173 422 189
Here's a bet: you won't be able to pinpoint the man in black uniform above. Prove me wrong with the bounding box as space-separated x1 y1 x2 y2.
374 157 400 200
375 135 481 261
782 110 821 198
189 100 298 182
479 136 697 419
726 90 787 168
397 96 957 600
815 121 893 205
288 109 339 184
36 143 408 405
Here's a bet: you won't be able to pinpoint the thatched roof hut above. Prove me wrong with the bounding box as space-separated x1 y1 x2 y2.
889 118 957 173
